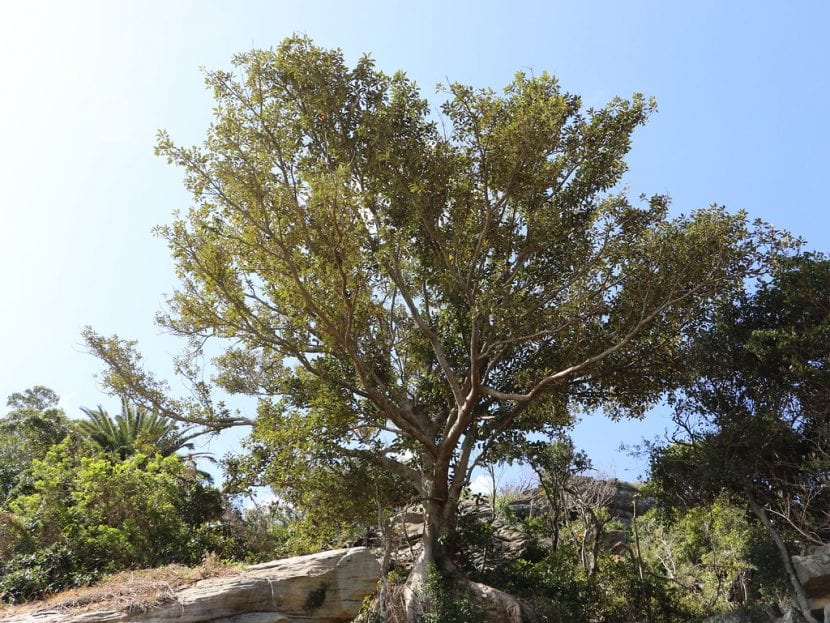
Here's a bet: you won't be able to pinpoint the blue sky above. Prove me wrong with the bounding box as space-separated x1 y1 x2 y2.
1 1 827 482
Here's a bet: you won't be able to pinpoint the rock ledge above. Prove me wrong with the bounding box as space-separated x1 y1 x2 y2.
0 548 380 623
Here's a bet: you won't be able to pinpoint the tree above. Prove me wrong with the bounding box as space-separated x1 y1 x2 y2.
648 253 830 622
6 386 62 413
636 495 785 616
78 397 201 460
84 36 782 606
518 437 606 565
0 387 71 502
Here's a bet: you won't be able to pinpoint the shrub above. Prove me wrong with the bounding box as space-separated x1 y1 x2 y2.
636 495 788 615
0 440 227 602
418 566 486 623
0 544 96 604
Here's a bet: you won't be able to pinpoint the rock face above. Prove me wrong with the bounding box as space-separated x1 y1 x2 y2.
389 481 653 575
0 548 380 623
497 479 655 527
793 545 830 620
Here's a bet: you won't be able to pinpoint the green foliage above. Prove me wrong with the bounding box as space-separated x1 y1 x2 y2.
226 429 417 554
78 397 201 461
518 435 593 554
6 386 62 412
597 556 690 623
353 565 488 623
651 254 830 540
226 501 295 561
418 566 486 623
481 543 687 623
637 496 786 616
484 545 593 622
445 510 496 573
648 254 830 620
0 387 71 502
0 439 224 603
439 486 689 622
0 388 250 604
0 544 96 604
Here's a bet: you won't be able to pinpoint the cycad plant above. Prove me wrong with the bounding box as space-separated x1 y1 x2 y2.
78 397 202 461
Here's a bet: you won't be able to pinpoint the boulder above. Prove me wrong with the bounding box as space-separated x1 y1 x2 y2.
793 544 830 621
794 545 830 600
0 548 380 623
793 545 830 621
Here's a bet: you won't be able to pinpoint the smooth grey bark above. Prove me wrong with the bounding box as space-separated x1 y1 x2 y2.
744 484 819 623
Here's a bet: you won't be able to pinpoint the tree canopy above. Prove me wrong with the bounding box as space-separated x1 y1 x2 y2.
648 253 830 622
84 36 785 578
0 386 71 502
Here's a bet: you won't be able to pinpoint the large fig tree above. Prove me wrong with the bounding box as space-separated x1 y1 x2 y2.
85 37 782 587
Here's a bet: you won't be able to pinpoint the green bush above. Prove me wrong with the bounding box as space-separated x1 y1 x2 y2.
225 501 297 562
187 521 249 562
419 566 486 623
0 544 96 604
595 556 690 623
9 444 223 570
636 496 788 615
478 540 688 622
0 440 227 602
484 546 599 623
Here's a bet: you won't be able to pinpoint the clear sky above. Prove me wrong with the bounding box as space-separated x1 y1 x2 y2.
1 1 827 482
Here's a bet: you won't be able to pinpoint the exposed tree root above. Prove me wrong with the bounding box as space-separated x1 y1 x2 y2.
377 553 535 623
461 577 532 623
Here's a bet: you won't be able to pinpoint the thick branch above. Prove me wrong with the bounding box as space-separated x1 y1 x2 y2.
481 282 709 403
386 255 465 408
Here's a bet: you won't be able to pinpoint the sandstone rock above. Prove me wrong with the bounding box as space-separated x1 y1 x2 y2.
604 481 654 524
793 544 830 621
465 580 524 623
0 548 380 623
774 608 810 623
794 545 830 600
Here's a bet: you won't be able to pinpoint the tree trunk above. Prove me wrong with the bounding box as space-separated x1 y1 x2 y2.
744 485 819 623
400 463 535 622
403 468 458 621
421 496 452 568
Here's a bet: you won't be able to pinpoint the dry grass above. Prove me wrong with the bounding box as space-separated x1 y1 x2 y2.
0 554 242 618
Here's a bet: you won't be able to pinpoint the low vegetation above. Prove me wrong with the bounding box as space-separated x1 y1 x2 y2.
0 555 240 618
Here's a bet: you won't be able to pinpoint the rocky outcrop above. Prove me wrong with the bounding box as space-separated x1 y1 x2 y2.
495 479 655 526
605 481 655 524
0 548 380 623
793 545 830 620
389 497 530 573
388 481 652 574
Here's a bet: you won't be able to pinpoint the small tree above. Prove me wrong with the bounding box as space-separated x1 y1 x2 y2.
0 387 71 503
85 37 782 607
519 438 616 577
